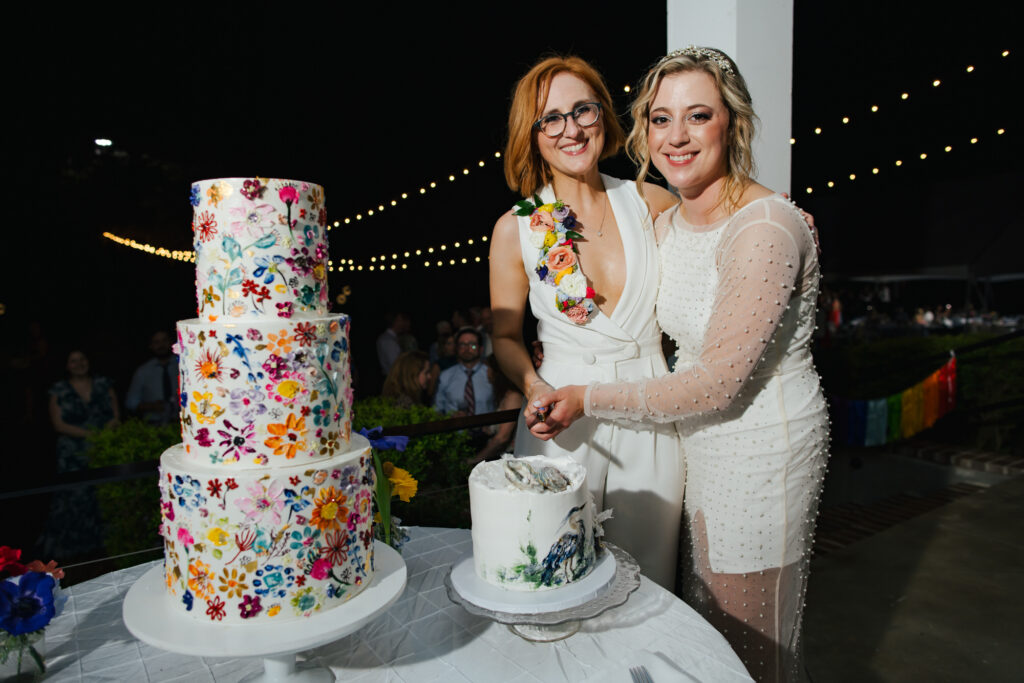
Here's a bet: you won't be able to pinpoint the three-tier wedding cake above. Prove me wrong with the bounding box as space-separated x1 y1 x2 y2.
158 177 374 623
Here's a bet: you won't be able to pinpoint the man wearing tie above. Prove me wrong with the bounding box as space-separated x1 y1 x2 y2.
434 327 494 418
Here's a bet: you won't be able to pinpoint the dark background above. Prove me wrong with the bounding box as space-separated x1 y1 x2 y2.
1 2 1020 409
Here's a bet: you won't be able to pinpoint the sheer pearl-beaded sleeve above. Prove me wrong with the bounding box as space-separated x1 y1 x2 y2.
584 198 817 423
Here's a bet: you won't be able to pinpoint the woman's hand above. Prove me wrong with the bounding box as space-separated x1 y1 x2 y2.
522 379 554 423
526 385 586 440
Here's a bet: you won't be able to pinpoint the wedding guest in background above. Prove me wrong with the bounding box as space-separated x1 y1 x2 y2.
434 327 493 417
376 311 412 377
382 351 432 408
428 320 453 364
49 350 120 470
46 349 119 557
125 330 179 425
469 355 524 464
434 333 457 372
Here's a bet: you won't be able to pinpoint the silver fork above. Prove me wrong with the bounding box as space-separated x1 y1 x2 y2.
629 664 654 683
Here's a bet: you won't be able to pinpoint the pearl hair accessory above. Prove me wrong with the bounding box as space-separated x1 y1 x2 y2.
662 45 735 75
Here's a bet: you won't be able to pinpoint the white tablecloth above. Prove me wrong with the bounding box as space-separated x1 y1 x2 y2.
36 527 751 682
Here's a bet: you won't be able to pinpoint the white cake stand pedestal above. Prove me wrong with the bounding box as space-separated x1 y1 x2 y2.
445 543 641 642
123 541 406 682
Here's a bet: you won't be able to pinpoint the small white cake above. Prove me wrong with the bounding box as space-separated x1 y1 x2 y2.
469 456 598 591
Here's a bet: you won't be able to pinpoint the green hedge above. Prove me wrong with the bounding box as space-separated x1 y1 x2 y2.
86 420 180 566
352 397 476 528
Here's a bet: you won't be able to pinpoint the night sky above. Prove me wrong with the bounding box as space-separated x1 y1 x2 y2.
3 3 1020 391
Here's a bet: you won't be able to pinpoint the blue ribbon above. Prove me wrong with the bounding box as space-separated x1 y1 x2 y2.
358 427 408 452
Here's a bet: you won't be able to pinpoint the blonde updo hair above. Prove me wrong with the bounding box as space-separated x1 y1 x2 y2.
504 56 625 198
627 47 757 214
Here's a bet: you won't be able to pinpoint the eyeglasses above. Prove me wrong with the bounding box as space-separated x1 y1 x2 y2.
457 342 478 349
533 102 602 137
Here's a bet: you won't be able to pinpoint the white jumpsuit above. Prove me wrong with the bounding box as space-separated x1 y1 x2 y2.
513 174 685 591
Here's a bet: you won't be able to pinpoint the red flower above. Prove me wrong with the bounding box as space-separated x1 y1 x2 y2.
318 208 327 227
293 322 317 347
194 211 218 242
242 279 260 297
295 575 306 587
206 596 227 621
207 479 223 498
225 478 239 490
289 476 300 486
0 546 25 576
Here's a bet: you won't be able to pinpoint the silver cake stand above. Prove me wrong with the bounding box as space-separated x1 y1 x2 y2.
123 541 406 682
444 543 641 642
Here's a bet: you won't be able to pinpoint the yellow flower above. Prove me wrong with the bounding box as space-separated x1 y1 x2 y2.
267 604 281 617
207 527 230 546
206 180 233 207
553 267 574 285
538 203 554 212
383 463 418 503
190 392 223 425
543 232 557 247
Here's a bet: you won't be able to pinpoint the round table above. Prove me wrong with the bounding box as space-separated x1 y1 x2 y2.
34 527 752 682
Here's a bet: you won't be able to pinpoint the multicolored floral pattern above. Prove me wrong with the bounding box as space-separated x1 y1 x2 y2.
176 316 352 466
159 441 375 623
513 196 596 325
192 178 329 320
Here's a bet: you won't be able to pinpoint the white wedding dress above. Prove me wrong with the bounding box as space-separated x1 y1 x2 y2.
513 174 685 591
586 195 829 682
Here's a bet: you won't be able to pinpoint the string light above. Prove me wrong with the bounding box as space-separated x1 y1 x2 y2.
802 49 1010 143
335 151 502 225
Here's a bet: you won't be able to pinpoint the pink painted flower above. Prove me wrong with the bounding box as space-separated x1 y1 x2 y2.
178 527 195 546
229 200 277 237
235 480 285 525
564 304 589 324
545 246 576 271
279 186 300 205
310 558 331 580
529 211 555 231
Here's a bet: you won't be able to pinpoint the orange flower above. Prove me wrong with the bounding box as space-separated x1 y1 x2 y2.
188 559 214 599
310 486 349 531
265 413 307 459
266 329 293 354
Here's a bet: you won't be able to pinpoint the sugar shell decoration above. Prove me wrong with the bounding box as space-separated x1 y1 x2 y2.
176 315 353 467
192 178 330 321
159 439 375 623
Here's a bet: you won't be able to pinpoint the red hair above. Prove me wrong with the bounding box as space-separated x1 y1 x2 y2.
503 56 625 197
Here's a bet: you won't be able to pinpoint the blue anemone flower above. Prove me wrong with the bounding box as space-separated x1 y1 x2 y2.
0 572 56 636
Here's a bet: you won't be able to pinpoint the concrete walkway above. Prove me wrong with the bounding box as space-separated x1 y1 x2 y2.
804 472 1024 682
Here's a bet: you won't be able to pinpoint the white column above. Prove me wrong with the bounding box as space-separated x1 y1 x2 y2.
666 0 793 194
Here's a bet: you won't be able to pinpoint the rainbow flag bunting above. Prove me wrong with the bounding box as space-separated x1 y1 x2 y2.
832 355 957 447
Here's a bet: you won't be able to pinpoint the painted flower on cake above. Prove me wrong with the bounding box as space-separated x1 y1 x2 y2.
319 530 349 566
194 348 224 382
265 413 308 459
217 568 248 599
278 185 300 206
206 595 227 621
311 486 348 531
290 586 321 616
206 180 232 207
266 330 293 355
309 558 331 580
289 526 322 560
239 594 262 618
229 199 277 237
190 184 201 206
294 322 317 347
206 527 230 547
189 392 223 425
188 559 214 600
236 480 286 525
217 419 257 462
194 211 218 242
